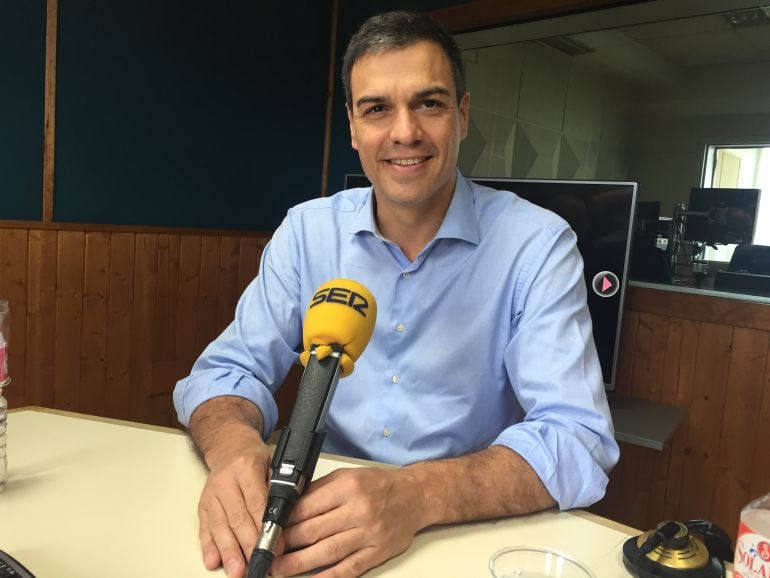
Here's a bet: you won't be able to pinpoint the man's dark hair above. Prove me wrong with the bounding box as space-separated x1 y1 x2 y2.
342 11 466 108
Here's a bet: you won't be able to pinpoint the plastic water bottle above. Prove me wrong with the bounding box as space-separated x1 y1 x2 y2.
0 384 6 493
734 493 770 578
0 299 8 493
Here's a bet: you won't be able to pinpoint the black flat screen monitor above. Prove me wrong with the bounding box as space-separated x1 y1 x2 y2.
684 187 760 245
344 174 637 392
635 201 660 233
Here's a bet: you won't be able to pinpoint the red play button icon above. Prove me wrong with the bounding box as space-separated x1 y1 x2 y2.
592 271 620 298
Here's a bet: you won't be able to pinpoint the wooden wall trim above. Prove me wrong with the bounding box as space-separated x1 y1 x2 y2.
320 0 339 197
0 219 270 238
430 0 652 33
43 0 58 222
627 286 770 332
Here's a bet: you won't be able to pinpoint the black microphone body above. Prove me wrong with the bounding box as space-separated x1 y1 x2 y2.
247 346 343 577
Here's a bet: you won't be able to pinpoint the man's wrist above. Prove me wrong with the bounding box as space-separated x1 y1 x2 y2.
188 396 265 468
398 463 446 530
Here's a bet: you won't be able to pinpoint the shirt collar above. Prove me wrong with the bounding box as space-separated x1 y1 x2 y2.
349 169 480 246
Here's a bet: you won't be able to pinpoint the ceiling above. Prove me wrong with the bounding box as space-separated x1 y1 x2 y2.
457 2 770 87
581 9 770 68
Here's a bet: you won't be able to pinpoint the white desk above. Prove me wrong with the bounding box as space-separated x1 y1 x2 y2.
1 408 638 577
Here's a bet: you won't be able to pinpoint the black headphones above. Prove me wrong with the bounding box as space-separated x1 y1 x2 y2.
622 520 733 578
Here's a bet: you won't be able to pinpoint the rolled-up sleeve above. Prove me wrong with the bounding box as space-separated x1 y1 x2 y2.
495 226 619 509
173 216 303 437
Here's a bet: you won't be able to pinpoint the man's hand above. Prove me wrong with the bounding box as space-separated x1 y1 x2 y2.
269 445 555 578
271 467 426 578
188 396 271 578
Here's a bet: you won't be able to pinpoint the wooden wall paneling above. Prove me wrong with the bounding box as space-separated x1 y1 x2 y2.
599 441 643 528
216 236 241 335
147 393 176 429
658 319 699 523
194 236 221 357
237 236 262 294
25 229 57 406
630 313 668 401
663 427 688 521
750 350 770 498
647 438 672 530
712 328 769 534
659 318 685 406
105 233 135 420
628 442 653 529
614 310 638 396
668 319 700 407
628 287 770 333
42 0 58 222
79 232 110 416
167 234 181 359
153 235 172 364
0 229 29 409
53 230 85 411
678 322 733 521
176 236 201 364
129 234 158 423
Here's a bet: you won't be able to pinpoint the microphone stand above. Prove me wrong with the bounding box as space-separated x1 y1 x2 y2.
247 345 343 578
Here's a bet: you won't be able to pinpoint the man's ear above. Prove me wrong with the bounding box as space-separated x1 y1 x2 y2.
346 103 359 151
458 91 470 141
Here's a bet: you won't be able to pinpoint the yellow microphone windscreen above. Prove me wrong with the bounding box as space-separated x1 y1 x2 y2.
300 279 377 376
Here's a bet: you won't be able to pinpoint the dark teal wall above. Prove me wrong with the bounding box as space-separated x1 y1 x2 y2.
2 1 468 228
2 0 331 231
0 0 46 220
54 0 331 231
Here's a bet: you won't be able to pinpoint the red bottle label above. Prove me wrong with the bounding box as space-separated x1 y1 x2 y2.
735 521 770 578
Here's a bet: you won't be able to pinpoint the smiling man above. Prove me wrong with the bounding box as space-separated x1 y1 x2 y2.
174 11 618 578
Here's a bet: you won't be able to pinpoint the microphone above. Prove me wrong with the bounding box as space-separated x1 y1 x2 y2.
247 279 377 578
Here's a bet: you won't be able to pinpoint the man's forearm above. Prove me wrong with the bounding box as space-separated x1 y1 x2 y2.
188 395 265 468
403 444 556 530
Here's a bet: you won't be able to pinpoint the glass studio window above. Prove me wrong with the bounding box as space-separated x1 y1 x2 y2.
700 145 770 262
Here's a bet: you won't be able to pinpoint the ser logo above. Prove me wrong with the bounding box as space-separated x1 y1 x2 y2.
310 287 369 317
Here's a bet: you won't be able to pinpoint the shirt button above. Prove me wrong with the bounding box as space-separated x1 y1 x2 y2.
402 272 410 279
392 375 400 384
383 428 392 437
395 323 405 333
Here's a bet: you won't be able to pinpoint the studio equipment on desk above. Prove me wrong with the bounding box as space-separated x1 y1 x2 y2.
247 279 377 578
0 549 36 578
622 519 733 578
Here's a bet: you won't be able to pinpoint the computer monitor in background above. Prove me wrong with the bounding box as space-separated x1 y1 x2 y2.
683 187 760 245
344 174 637 392
634 201 660 233
630 200 672 283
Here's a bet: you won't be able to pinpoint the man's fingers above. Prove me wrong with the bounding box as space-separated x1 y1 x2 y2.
201 492 250 578
315 548 380 578
271 528 365 578
288 469 354 525
238 468 267 527
282 506 345 551
198 510 222 571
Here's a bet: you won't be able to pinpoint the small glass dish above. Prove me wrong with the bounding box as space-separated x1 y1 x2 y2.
489 546 597 578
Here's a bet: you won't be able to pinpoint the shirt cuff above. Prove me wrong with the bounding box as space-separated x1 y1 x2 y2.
173 368 280 439
492 421 611 510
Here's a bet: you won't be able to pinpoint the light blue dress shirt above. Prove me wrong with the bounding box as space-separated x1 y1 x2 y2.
173 172 619 509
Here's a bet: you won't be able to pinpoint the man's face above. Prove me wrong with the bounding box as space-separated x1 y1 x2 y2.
347 41 470 213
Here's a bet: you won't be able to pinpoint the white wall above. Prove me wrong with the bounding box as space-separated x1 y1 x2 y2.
459 41 636 181
461 43 770 222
